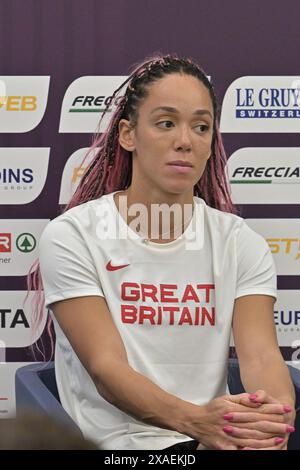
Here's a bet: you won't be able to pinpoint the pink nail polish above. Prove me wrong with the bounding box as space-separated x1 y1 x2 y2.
249 394 257 400
287 426 295 433
274 437 284 445
223 413 234 421
223 426 234 434
283 405 292 412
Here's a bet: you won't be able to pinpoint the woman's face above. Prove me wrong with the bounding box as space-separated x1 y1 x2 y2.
119 73 214 196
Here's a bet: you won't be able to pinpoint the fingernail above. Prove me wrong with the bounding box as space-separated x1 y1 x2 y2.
223 413 234 421
249 394 262 404
274 437 284 445
287 425 295 433
223 426 234 434
283 405 292 412
249 394 258 400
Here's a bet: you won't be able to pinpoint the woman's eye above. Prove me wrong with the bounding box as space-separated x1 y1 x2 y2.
156 120 174 128
156 121 210 133
195 124 209 133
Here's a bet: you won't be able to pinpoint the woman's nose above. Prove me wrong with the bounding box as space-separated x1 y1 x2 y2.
174 125 192 151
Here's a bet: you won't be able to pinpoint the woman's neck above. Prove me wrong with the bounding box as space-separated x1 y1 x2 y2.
113 187 194 243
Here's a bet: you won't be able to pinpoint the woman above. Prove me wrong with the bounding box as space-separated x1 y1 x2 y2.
32 54 295 450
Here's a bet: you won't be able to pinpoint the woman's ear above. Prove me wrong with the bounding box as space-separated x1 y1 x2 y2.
118 119 136 152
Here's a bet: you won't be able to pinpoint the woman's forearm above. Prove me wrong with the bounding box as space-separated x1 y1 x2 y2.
92 358 201 438
240 352 295 407
92 357 295 450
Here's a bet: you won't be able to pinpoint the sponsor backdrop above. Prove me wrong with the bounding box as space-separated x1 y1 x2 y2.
0 0 299 416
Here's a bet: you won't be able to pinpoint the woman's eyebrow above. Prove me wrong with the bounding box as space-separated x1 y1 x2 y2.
150 106 213 118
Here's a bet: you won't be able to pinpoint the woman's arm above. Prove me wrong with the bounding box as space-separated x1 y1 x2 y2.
51 295 196 432
231 294 295 449
233 294 295 406
50 295 290 450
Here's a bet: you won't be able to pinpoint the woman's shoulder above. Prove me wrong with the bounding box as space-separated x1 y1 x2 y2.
196 198 269 256
49 194 113 225
195 196 244 228
41 194 113 240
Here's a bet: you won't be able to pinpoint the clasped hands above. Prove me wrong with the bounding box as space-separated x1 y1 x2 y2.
196 390 295 450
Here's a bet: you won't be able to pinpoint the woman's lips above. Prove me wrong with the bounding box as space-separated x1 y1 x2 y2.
167 162 194 173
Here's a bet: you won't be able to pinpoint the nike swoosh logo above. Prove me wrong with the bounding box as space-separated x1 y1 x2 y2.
106 261 130 271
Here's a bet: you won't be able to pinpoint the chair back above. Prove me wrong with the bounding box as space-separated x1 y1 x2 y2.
15 362 81 435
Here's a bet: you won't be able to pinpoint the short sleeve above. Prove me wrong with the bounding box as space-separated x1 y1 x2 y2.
235 222 277 300
39 216 104 309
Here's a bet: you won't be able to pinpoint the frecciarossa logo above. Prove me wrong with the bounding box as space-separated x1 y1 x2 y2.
119 282 215 326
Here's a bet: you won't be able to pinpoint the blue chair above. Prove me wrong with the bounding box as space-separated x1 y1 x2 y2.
15 362 81 436
15 359 300 449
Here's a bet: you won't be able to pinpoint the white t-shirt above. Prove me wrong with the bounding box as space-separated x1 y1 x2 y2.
38 191 277 450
